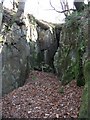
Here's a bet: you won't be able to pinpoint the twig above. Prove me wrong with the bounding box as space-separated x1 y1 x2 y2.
45 8 76 13
49 0 76 14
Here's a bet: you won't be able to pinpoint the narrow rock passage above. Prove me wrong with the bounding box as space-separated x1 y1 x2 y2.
1 71 83 118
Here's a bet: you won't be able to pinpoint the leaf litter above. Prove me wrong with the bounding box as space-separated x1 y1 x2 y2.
1 71 83 118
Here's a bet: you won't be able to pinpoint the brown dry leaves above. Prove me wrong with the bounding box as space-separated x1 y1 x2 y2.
1 71 83 118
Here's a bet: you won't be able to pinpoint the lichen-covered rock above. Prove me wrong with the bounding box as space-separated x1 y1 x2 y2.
79 60 90 118
54 7 88 85
0 7 61 95
1 22 30 96
53 7 89 118
25 14 58 70
28 40 38 69
36 23 61 70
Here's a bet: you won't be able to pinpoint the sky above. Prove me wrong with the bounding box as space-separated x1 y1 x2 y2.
0 0 88 23
24 0 73 23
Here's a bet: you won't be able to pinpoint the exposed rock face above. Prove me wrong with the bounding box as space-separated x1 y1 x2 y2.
24 15 61 70
54 7 88 85
36 21 61 69
25 14 38 42
0 7 62 95
1 10 31 95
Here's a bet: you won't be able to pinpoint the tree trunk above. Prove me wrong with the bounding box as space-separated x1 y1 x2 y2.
88 2 90 59
88 2 90 118
15 0 26 20
0 3 3 30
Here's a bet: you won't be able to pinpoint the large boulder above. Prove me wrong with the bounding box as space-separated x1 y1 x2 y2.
54 8 88 85
1 22 30 96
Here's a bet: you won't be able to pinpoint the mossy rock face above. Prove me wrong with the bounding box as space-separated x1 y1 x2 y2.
84 60 90 83
79 83 88 118
54 7 88 86
79 60 90 118
61 61 76 85
84 60 90 118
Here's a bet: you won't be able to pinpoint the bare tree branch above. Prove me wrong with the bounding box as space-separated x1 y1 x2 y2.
60 0 67 16
49 0 76 15
49 0 62 13
46 8 76 13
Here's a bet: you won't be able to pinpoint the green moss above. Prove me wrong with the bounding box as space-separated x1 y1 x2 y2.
79 60 90 118
61 61 76 85
76 49 85 87
32 75 37 81
59 86 64 94
84 61 90 83
54 7 87 87
79 83 88 118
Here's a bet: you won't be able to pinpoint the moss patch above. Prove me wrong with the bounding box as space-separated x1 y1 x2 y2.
79 60 90 118
54 6 88 86
84 60 90 83
79 82 88 118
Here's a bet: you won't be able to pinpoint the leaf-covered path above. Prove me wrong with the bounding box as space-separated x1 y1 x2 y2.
1 71 83 118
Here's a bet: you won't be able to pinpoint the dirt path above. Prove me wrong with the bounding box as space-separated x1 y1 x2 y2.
1 71 83 118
